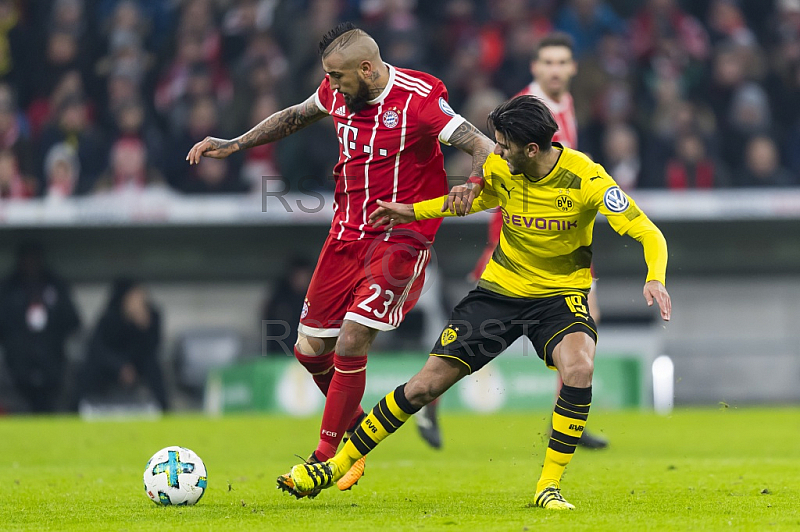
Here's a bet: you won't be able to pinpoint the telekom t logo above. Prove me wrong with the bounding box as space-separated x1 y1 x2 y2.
337 123 359 158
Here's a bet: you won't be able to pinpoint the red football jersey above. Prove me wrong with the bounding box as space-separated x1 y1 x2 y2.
314 65 465 248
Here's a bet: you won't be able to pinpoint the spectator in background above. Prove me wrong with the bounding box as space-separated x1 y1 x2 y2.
665 132 729 189
221 0 267 62
94 29 152 109
240 94 281 192
0 242 81 412
163 62 219 138
0 83 34 180
103 66 141 128
722 82 773 169
736 135 796 187
0 148 33 198
74 279 169 411
555 0 626 59
26 70 87 139
630 0 709 65
154 30 232 134
43 142 79 198
0 0 26 92
225 32 287 135
167 96 246 194
109 98 165 173
262 256 314 356
94 137 164 193
602 123 641 190
96 0 176 53
38 95 107 194
177 0 223 64
706 0 756 46
570 32 632 132
97 0 153 70
30 31 89 104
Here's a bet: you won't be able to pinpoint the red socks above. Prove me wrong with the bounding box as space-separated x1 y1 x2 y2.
294 348 335 394
315 354 367 460
294 348 366 460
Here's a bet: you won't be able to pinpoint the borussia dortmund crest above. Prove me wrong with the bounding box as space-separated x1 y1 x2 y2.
556 195 574 212
440 327 458 346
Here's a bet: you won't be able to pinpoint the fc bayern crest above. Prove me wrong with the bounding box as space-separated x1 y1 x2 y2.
301 299 309 319
382 110 399 128
603 186 630 213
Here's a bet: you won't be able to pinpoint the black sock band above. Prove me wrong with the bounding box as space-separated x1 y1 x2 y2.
394 384 421 415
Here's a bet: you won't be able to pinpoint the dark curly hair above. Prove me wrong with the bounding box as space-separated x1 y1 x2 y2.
488 95 559 150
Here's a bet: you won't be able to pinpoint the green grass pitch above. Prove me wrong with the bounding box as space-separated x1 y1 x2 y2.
2 408 799 531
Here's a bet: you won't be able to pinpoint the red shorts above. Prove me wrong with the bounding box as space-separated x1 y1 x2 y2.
298 236 431 337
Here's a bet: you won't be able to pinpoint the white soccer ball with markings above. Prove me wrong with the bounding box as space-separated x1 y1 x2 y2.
143 446 207 506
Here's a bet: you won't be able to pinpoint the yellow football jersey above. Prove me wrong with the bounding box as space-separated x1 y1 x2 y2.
414 145 667 298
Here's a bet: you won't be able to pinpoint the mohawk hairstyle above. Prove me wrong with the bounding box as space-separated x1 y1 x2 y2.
319 22 361 57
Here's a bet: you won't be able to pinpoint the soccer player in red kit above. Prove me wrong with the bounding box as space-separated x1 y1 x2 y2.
186 22 494 496
418 33 609 450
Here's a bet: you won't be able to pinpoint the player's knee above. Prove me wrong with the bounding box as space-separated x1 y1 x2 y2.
560 350 594 385
403 378 442 408
295 334 328 356
335 326 373 357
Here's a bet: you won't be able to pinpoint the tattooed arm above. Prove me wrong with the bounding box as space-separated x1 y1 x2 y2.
447 120 495 180
186 94 328 164
442 120 495 215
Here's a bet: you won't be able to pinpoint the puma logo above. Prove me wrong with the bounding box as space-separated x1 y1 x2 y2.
590 176 602 181
500 183 515 197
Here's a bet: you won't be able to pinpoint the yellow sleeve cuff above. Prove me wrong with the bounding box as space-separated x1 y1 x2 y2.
413 196 451 220
626 217 668 285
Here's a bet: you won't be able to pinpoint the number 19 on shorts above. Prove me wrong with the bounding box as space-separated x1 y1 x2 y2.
564 294 588 317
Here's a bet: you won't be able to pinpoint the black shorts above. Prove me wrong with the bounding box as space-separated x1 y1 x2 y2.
430 287 597 373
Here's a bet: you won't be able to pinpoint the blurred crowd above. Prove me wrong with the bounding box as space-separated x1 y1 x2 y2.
0 0 798 201
0 242 169 413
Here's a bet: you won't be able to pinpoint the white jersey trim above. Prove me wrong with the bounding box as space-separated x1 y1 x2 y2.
394 80 428 98
344 312 397 331
385 92 414 242
336 112 355 240
297 324 341 337
314 89 327 113
388 249 428 326
439 115 466 145
358 102 383 239
395 70 433 91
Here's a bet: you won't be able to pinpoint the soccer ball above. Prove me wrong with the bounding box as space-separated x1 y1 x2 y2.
143 446 207 506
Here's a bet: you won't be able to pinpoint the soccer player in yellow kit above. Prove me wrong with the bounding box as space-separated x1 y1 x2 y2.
284 95 671 510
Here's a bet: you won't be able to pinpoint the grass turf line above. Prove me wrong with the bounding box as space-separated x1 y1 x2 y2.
1 408 798 531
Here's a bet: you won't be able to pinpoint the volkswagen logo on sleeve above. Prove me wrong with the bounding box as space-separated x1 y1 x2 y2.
603 186 629 213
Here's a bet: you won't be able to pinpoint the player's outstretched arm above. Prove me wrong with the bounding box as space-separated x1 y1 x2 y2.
644 280 671 321
444 121 494 215
186 94 327 165
371 186 497 230
623 217 671 321
369 200 415 230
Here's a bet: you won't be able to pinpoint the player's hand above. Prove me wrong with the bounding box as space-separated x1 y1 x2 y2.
186 137 239 165
369 199 415 230
643 280 671 321
442 181 483 216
